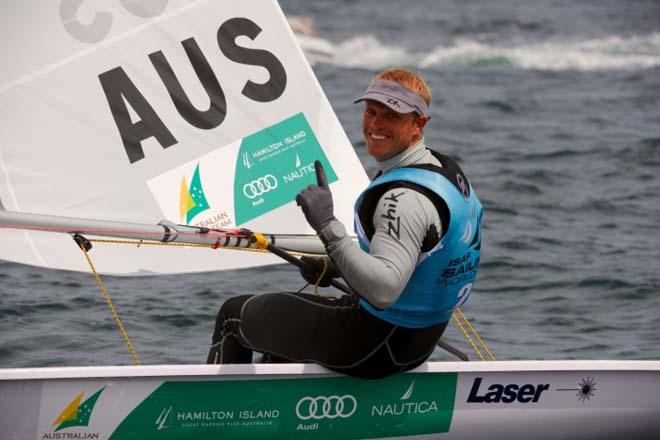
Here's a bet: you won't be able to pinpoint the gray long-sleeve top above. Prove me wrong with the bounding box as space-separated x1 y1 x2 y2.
320 139 442 309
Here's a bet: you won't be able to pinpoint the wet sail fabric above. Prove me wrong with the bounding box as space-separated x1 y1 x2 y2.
0 0 367 274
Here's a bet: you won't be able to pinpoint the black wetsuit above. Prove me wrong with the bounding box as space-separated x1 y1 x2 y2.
207 140 452 379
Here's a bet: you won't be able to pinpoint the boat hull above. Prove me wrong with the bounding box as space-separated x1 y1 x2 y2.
1 361 659 439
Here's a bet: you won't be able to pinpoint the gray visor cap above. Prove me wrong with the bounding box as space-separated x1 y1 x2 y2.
353 80 429 116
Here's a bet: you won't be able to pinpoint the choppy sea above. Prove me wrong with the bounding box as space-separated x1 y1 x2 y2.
1 0 660 367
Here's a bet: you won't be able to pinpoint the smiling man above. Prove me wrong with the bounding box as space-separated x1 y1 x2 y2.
207 68 483 379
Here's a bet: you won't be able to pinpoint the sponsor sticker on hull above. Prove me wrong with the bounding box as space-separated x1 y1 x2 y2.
109 373 457 439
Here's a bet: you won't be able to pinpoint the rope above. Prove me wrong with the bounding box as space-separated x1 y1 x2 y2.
456 307 496 361
297 256 329 296
78 245 141 365
89 238 270 253
453 306 495 361
452 312 484 361
87 233 496 362
88 237 316 256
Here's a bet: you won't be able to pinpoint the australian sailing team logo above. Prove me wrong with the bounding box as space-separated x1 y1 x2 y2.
42 387 105 439
179 163 211 223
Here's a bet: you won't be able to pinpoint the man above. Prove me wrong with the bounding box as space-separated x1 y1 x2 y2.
207 68 483 379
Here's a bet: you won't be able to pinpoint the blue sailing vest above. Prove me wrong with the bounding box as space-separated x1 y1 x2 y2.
354 153 483 328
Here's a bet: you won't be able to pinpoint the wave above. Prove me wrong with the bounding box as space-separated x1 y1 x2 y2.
298 33 660 71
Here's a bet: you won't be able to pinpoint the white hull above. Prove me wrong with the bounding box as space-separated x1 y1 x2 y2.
2 360 659 439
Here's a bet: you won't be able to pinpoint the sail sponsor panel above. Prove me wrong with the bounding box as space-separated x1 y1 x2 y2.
147 112 337 230
233 112 338 225
0 0 367 273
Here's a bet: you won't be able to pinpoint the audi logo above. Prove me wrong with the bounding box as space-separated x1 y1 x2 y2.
242 174 278 199
295 395 357 420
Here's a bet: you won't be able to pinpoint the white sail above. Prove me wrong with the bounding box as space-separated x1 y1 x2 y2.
0 0 368 274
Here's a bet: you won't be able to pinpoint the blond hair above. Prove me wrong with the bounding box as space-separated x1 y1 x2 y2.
374 68 431 107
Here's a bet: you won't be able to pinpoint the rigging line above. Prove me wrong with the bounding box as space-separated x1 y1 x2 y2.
452 312 485 362
456 307 496 361
0 224 239 238
87 237 314 256
73 235 141 366
313 257 329 296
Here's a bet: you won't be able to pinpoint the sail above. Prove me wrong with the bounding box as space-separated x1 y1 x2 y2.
0 0 368 274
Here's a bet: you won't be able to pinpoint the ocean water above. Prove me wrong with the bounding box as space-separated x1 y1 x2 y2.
1 0 660 367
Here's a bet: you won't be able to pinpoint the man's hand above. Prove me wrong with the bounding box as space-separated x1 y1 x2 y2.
299 256 339 287
295 160 335 232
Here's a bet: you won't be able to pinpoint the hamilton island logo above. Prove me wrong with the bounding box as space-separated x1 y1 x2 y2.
155 406 174 430
180 163 210 224
50 388 104 433
557 377 597 402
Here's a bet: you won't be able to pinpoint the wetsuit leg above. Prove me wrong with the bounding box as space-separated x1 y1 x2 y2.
206 295 254 364
239 292 449 379
208 291 449 379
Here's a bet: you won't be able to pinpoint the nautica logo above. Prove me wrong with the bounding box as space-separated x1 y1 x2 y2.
179 163 210 223
401 380 415 400
52 388 104 432
371 380 438 417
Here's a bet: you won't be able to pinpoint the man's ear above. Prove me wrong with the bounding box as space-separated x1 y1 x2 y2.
416 116 429 129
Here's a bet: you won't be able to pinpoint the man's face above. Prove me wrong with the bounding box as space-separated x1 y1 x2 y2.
362 100 423 162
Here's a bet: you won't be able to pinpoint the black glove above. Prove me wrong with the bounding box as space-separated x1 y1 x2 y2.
299 256 339 287
295 161 335 232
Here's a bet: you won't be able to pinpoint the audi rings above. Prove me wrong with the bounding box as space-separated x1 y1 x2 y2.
295 395 357 420
243 174 278 199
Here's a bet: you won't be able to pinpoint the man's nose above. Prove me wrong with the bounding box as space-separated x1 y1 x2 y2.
369 113 385 129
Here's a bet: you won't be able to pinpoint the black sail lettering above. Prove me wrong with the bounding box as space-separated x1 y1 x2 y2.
217 17 287 102
98 67 177 163
149 38 227 130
